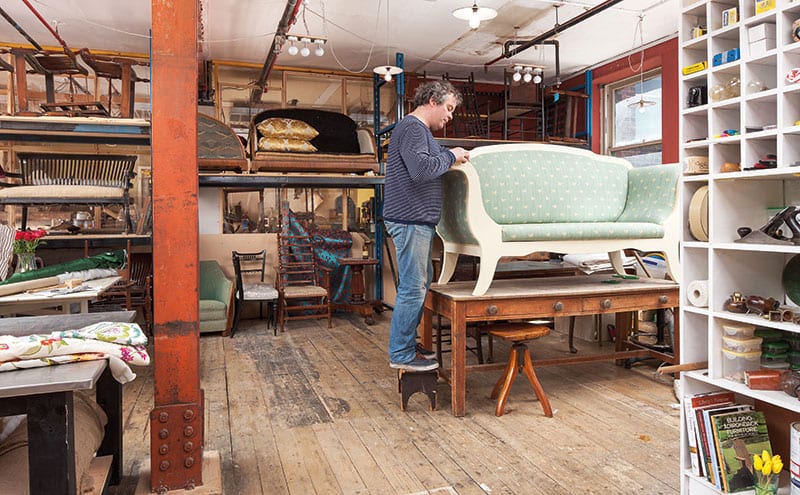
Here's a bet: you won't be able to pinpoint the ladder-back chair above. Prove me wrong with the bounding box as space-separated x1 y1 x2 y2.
231 250 278 337
276 233 332 332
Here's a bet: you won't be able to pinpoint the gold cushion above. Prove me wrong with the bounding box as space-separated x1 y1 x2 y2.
257 137 318 153
256 118 319 140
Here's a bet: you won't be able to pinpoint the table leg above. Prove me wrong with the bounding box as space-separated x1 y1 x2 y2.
615 311 633 366
96 365 123 485
451 303 467 417
27 391 77 495
421 300 433 350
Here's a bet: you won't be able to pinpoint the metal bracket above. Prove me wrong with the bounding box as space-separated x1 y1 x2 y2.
149 399 204 492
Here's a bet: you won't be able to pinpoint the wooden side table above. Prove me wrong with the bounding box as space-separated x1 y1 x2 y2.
336 257 382 324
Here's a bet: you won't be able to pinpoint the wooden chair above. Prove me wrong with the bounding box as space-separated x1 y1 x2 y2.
231 250 278 337
93 252 153 334
78 48 150 118
276 233 332 332
489 322 553 417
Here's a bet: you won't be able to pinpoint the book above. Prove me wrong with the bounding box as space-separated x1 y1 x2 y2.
698 403 753 488
684 391 736 477
712 410 772 493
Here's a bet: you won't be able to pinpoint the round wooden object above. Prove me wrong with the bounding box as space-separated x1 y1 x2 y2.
488 323 550 342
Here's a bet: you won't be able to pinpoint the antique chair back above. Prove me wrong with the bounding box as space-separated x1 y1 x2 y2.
231 250 278 336
276 233 331 332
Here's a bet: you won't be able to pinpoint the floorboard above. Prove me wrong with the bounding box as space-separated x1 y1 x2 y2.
109 311 680 495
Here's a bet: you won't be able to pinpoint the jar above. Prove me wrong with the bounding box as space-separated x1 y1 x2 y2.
725 76 741 98
710 84 726 101
746 80 765 95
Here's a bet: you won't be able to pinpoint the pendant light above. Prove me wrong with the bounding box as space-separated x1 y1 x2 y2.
628 14 656 113
452 1 497 30
373 0 403 82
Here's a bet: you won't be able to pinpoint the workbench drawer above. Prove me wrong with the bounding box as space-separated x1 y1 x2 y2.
465 297 582 319
581 292 675 313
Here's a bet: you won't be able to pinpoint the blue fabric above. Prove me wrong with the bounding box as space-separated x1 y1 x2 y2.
385 221 435 364
283 208 352 304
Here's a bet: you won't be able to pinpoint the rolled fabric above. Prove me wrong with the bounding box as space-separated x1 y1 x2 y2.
687 279 709 307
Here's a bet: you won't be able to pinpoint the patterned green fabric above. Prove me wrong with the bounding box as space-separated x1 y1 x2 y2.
501 222 664 242
439 170 479 245
470 150 629 224
615 163 680 223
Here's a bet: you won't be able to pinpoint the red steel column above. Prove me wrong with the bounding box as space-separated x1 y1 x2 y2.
150 0 203 491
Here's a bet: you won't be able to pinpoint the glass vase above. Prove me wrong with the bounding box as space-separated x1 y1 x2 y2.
14 252 38 274
753 476 779 495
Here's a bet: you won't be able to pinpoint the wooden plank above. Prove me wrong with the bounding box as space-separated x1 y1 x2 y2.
84 455 113 495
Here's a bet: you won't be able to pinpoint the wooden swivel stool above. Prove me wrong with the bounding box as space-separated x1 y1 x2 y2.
489 323 553 417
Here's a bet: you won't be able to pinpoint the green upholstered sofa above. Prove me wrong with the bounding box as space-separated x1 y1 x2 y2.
436 143 681 296
199 260 234 335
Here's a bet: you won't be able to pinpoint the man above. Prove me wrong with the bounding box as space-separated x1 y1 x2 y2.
383 80 470 371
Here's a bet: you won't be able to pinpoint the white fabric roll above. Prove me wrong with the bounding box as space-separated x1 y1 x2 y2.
687 279 709 307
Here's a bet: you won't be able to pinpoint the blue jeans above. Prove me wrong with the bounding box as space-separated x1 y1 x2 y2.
385 221 435 364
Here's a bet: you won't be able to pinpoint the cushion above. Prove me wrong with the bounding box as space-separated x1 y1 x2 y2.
500 221 665 242
0 185 125 200
199 299 228 321
257 137 317 153
256 118 319 140
241 282 278 301
251 109 360 154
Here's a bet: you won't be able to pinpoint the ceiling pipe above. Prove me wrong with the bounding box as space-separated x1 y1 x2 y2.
250 0 303 104
484 0 625 69
21 0 71 51
0 6 42 50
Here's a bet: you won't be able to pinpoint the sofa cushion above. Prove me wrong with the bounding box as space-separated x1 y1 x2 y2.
0 185 125 200
470 149 629 224
257 137 317 153
501 221 664 242
256 117 319 140
251 108 360 154
199 299 227 321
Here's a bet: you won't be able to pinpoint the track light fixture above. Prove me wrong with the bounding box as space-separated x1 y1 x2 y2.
283 35 326 57
452 1 498 30
510 65 543 84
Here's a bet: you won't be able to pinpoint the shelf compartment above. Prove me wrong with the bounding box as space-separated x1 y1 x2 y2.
712 178 785 243
711 250 788 314
743 58 778 94
686 370 800 413
709 140 741 173
683 112 711 142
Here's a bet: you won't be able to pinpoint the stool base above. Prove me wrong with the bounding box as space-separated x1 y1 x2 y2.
397 369 437 411
490 342 553 417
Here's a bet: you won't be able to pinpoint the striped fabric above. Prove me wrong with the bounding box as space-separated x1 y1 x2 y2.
0 225 13 281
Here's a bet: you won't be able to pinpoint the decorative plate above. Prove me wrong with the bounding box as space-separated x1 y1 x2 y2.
783 254 800 306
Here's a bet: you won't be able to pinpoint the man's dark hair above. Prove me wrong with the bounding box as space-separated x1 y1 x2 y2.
412 81 462 109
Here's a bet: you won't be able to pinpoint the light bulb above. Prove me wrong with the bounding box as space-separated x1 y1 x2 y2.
523 72 532 83
469 14 480 29
314 40 325 56
300 45 310 57
533 74 542 84
384 70 393 82
638 102 646 113
512 71 522 82
287 44 298 56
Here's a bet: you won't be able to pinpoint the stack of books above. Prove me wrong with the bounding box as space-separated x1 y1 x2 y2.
684 391 773 492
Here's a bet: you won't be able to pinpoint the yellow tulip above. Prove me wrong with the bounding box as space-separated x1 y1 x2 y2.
773 454 782 463
754 455 763 471
762 450 771 463
762 460 772 476
773 461 783 475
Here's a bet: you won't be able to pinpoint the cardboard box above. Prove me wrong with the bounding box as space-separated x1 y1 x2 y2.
755 0 775 14
748 23 776 42
713 53 724 66
682 61 708 75
750 38 776 56
726 47 740 62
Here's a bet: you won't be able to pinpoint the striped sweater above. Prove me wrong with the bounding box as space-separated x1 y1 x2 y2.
383 116 455 226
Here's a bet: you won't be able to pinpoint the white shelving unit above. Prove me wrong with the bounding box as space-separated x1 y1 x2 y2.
680 0 800 493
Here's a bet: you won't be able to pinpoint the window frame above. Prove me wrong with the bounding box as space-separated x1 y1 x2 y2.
602 67 662 162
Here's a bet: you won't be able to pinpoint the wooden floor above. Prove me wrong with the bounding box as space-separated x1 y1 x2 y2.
110 312 681 495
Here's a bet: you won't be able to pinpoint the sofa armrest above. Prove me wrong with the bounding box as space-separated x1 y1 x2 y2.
199 261 233 304
617 163 680 224
356 128 375 156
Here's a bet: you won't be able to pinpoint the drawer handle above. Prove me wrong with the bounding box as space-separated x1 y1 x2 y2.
659 295 669 304
600 299 612 309
487 305 498 315
553 301 564 312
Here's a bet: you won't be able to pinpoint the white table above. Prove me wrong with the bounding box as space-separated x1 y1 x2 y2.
0 276 120 316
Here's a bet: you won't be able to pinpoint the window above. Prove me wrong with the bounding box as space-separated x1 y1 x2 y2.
604 69 662 167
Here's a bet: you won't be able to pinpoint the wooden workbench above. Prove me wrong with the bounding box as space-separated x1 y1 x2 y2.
421 274 680 417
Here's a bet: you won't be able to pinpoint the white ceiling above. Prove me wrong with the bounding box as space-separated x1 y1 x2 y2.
0 0 679 85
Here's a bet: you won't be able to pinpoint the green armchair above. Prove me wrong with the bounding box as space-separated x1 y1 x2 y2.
199 260 234 335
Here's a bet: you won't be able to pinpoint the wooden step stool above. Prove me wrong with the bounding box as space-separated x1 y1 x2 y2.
489 322 553 417
397 369 437 411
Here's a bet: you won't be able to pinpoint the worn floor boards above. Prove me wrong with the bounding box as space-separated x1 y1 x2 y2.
110 312 680 495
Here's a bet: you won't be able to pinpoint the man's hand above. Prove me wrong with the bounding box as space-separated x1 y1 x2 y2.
451 147 470 165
